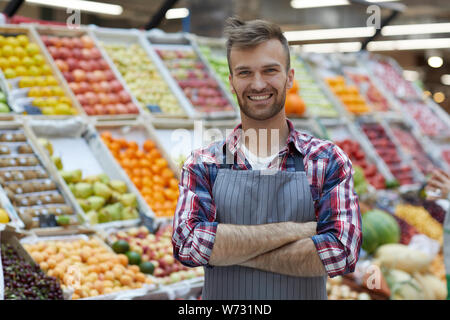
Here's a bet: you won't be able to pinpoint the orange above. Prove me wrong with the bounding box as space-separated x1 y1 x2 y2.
153 176 164 186
128 141 138 150
149 149 161 159
161 168 174 180
117 254 128 267
143 140 156 152
132 168 142 177
139 159 151 168
136 150 145 159
285 93 306 116
101 131 112 141
169 178 179 189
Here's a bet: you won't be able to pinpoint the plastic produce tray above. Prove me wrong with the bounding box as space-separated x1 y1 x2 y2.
33 24 142 120
145 30 238 120
26 117 154 230
0 24 85 118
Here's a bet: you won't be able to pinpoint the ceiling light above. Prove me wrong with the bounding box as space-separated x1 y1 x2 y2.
290 0 399 9
26 0 123 15
382 22 450 36
441 74 450 86
285 27 375 42
403 70 419 82
300 42 362 53
367 38 450 51
428 56 444 68
165 8 189 19
433 91 445 103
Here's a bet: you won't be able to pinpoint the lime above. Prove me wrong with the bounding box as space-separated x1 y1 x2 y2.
125 251 141 265
111 240 129 254
139 261 155 275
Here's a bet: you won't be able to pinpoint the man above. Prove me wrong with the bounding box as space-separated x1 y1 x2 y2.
172 17 362 300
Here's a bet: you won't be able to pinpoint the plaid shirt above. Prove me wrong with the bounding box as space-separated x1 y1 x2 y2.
172 119 362 278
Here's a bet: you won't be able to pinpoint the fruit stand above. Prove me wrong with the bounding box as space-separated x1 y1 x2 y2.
0 23 449 301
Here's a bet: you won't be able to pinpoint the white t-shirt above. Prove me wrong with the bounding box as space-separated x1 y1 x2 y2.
240 143 280 170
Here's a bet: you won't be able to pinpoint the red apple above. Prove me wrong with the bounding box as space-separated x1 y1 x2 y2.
72 38 84 49
87 60 98 71
93 104 105 115
76 94 88 106
84 106 95 115
104 70 115 81
91 83 102 93
97 59 109 70
106 104 117 115
55 59 69 72
100 81 112 93
109 80 122 93
62 71 74 82
107 93 119 104
60 37 73 48
98 93 109 105
126 103 139 114
78 81 90 94
85 72 98 83
81 35 95 49
84 92 99 105
41 35 51 46
93 70 105 81
50 37 62 48
72 47 82 59
81 48 91 60
69 82 81 94
58 47 71 59
90 48 102 59
66 58 79 71
115 103 128 114
78 60 90 72
72 69 86 82
118 90 131 103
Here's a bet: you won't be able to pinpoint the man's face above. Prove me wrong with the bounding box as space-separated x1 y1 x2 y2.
228 39 294 121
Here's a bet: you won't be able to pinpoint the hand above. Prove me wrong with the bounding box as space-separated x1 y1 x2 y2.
425 169 450 200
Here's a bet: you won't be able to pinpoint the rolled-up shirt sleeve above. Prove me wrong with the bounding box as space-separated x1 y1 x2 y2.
172 152 218 267
311 145 362 278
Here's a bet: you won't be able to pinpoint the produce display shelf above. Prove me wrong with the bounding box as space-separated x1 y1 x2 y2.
145 30 238 120
33 25 142 121
0 120 82 236
19 232 158 300
25 117 154 230
90 26 190 120
291 51 340 119
0 24 85 118
93 118 180 223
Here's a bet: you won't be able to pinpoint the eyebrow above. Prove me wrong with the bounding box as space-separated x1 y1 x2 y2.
234 63 282 72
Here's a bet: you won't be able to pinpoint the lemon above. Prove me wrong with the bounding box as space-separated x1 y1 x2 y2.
0 208 10 223
17 35 29 47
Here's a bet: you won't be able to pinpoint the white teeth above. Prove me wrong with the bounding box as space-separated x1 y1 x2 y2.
249 95 270 101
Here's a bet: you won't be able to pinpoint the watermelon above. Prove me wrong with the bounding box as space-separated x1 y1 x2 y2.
362 209 400 254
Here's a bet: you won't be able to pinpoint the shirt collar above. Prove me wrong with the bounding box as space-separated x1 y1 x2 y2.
224 119 307 157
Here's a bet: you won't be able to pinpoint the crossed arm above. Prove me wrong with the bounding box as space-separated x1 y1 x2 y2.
209 222 327 277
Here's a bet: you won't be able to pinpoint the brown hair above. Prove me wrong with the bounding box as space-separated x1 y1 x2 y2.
224 17 290 74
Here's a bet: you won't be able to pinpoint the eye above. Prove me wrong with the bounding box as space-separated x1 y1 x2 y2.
265 68 277 73
238 70 250 76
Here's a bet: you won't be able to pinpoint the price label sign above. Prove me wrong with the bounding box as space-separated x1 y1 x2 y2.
39 214 57 228
146 105 162 113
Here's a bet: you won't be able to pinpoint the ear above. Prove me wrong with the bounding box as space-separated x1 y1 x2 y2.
286 68 295 91
229 74 236 94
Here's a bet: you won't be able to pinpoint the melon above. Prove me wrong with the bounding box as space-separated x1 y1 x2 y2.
362 209 400 254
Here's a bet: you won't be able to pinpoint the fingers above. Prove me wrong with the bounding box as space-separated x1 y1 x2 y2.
427 180 445 190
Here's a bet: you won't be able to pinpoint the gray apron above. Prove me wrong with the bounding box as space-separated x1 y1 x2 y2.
203 145 327 300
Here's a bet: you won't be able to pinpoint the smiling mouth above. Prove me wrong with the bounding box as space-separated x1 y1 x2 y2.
247 94 273 101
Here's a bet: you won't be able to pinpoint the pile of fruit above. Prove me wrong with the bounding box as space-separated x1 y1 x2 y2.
390 125 437 175
0 205 10 223
60 171 139 224
199 45 237 105
344 70 390 112
285 80 306 117
0 90 10 113
41 34 139 116
361 123 415 185
102 43 184 115
0 129 76 229
156 47 233 114
394 204 443 244
327 276 371 300
109 225 204 285
369 58 420 100
23 237 154 299
0 34 78 115
392 215 419 245
1 242 64 300
335 138 385 189
292 59 338 118
100 131 179 217
396 99 450 138
325 76 371 114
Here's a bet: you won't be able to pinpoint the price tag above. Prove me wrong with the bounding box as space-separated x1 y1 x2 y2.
140 212 155 233
24 105 42 115
39 214 57 228
146 105 162 113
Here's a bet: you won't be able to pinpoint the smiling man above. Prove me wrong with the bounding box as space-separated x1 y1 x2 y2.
172 17 362 300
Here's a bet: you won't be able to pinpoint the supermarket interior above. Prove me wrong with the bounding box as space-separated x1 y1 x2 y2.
0 0 449 301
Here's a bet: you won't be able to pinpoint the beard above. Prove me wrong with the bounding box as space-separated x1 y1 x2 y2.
232 81 287 121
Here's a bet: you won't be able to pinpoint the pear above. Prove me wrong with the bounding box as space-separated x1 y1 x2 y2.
121 206 139 220
119 193 137 208
38 138 53 156
52 155 63 170
73 182 93 199
83 174 101 184
68 183 76 194
100 203 123 222
87 196 106 211
60 169 82 184
98 173 110 184
86 210 98 225
109 180 128 194
109 191 122 204
77 198 91 212
93 182 112 200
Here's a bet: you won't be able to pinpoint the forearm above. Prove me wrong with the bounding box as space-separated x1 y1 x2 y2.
209 221 316 266
239 238 327 277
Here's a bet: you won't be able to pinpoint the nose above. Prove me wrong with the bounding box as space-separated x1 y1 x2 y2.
250 72 267 92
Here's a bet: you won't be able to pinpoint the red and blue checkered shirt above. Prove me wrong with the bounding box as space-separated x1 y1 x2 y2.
172 119 362 278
